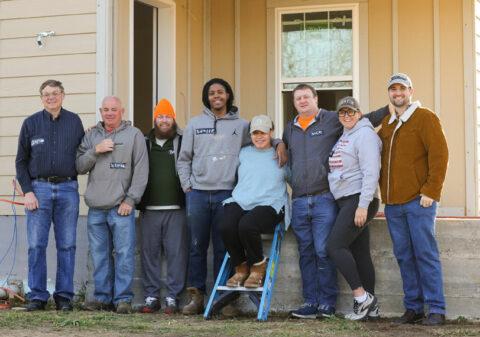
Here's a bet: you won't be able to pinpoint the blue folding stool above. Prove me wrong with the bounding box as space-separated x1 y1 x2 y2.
203 223 284 321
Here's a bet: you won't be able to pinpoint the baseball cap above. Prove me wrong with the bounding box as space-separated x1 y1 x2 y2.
250 114 273 134
387 73 412 88
336 96 360 112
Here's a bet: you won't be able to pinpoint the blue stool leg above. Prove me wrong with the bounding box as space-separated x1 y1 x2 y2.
204 253 231 319
257 224 284 321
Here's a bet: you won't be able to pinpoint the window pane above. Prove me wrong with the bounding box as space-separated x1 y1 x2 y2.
329 11 352 76
282 13 305 78
305 12 329 77
281 9 353 79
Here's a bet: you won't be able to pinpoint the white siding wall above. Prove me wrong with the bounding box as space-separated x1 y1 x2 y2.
0 0 97 215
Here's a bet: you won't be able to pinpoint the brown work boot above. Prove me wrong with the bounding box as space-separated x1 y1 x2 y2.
244 258 267 288
226 262 250 287
182 287 204 315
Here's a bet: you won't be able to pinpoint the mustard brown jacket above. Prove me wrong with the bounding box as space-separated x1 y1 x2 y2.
378 103 448 205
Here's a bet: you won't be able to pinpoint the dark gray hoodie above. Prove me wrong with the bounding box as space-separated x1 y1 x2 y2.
76 120 149 209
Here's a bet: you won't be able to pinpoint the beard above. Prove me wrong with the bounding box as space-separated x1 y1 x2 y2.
154 121 177 140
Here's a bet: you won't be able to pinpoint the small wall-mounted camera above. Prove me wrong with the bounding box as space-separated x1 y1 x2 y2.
36 31 55 48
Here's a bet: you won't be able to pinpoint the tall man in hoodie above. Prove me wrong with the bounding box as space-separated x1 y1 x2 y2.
76 96 148 314
138 99 187 315
177 78 286 315
378 73 449 326
284 84 389 319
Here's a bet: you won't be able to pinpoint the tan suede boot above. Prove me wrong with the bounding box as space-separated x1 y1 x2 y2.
244 258 267 288
226 262 250 287
182 287 204 315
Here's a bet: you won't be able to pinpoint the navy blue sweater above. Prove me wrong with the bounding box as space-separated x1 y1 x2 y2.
15 109 84 194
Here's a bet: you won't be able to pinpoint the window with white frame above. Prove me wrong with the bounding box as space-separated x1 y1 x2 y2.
277 5 358 130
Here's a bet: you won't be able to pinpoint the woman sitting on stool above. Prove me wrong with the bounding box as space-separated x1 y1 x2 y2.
219 114 289 288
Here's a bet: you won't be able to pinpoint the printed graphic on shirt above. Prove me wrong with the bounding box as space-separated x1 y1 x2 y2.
232 129 238 136
311 130 324 137
196 128 215 135
110 162 127 169
31 138 45 147
168 150 175 155
328 139 349 170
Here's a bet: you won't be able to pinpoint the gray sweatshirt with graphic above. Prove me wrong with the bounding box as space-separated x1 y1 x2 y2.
327 118 382 208
76 120 149 209
177 107 250 191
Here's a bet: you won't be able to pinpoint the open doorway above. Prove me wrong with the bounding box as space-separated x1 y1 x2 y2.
134 1 156 134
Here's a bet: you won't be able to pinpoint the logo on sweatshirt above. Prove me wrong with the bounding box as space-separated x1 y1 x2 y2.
310 130 324 137
110 162 126 169
31 138 45 147
232 129 238 136
168 150 175 155
196 128 215 135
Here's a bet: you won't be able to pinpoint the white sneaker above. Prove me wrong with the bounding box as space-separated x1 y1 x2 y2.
367 303 380 319
345 292 377 321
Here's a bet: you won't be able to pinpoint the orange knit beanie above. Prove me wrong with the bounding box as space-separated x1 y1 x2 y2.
153 98 175 120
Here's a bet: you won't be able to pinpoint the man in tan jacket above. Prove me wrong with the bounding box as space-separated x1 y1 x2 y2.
378 73 448 326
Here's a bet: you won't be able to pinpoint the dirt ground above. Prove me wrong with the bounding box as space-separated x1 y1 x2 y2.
0 311 479 337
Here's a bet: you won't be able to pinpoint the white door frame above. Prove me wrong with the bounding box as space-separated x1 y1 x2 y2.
96 0 176 123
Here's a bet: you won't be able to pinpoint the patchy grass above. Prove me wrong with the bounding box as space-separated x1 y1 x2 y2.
0 311 479 337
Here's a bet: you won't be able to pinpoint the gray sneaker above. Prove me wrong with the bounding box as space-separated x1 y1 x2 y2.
116 301 133 314
367 303 380 320
345 292 377 321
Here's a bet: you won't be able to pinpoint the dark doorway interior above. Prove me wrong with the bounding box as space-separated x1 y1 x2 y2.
134 1 157 134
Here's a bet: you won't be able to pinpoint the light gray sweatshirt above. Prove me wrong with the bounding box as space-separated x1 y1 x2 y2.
76 120 149 209
327 118 382 208
177 107 250 191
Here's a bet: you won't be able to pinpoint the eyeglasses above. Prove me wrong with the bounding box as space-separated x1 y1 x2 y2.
338 109 357 117
41 91 63 98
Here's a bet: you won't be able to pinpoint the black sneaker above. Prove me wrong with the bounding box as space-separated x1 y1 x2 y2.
422 313 445 326
25 299 46 311
290 303 318 319
316 304 335 319
55 296 73 311
394 309 425 324
345 292 377 321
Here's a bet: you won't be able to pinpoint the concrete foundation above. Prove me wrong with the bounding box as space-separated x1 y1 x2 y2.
0 215 479 318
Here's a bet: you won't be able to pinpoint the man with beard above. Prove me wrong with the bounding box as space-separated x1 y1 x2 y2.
137 99 187 315
378 73 448 325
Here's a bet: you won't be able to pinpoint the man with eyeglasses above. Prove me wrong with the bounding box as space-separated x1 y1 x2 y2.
379 73 448 326
16 79 85 311
284 84 389 319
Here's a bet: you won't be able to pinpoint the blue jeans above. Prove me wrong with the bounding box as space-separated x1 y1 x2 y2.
87 207 136 305
26 180 79 302
186 189 231 292
385 197 446 315
291 192 338 308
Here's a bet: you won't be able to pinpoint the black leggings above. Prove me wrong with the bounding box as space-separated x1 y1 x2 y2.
326 194 379 293
219 202 283 267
